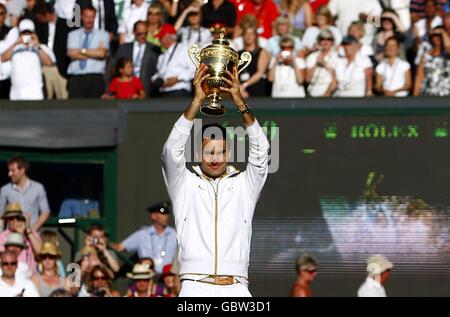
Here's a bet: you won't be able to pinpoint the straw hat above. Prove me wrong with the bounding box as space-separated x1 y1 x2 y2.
127 263 156 280
4 232 28 249
38 242 62 258
2 203 25 219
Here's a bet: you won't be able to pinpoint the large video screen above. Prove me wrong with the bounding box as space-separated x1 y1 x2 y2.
196 114 450 296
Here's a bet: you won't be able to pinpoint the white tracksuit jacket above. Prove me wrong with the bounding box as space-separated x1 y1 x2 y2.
162 115 270 279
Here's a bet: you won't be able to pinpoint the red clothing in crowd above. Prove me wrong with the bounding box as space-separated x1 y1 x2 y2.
308 0 329 13
233 0 280 38
109 77 144 99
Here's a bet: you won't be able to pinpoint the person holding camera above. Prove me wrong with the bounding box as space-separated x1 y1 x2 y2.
268 35 306 98
305 29 339 97
0 18 54 100
75 223 120 278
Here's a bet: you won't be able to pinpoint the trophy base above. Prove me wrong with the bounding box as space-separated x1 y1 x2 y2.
200 93 227 117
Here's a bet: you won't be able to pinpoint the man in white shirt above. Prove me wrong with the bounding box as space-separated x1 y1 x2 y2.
0 19 54 100
118 0 149 45
358 254 393 297
152 24 195 97
0 250 39 297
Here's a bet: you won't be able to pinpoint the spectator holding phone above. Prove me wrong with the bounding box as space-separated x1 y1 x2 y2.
268 35 306 97
81 265 120 297
0 18 54 100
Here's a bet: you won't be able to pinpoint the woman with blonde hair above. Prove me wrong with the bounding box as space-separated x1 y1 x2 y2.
145 3 166 49
32 242 68 297
280 0 313 36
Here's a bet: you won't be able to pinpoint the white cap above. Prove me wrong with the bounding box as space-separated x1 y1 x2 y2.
19 19 35 33
366 254 393 275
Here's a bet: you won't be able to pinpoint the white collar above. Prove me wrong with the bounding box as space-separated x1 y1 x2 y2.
192 165 239 180
12 179 30 191
366 276 384 289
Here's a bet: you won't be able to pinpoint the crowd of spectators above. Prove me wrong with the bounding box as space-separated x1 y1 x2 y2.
0 0 449 100
0 155 180 297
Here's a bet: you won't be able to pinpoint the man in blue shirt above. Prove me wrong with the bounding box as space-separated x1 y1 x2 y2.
66 4 109 98
111 201 178 275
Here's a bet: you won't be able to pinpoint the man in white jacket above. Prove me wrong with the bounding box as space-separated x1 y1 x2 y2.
161 64 270 297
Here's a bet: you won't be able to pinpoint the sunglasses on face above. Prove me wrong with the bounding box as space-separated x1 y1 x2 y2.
41 255 57 260
1 261 18 267
305 269 317 273
92 276 107 281
281 46 293 50
148 11 161 16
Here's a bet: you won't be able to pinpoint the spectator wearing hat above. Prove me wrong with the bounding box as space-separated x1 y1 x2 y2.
0 18 54 100
375 36 412 97
66 5 110 98
358 254 393 297
268 35 306 98
0 156 50 232
306 28 339 97
126 263 159 297
32 242 68 297
0 232 34 280
151 24 196 97
290 254 318 297
301 5 342 54
160 263 177 297
201 0 237 36
335 34 373 97
0 250 39 297
0 204 42 273
111 201 177 275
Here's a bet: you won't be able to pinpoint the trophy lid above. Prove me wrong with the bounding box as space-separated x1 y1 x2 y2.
212 33 231 46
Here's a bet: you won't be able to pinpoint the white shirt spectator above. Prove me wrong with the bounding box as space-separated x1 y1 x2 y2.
9 43 55 100
0 27 18 81
302 26 342 50
231 36 268 53
335 54 372 97
414 16 443 40
178 26 212 49
0 261 32 282
306 50 339 97
118 1 149 43
376 58 410 97
358 277 387 297
54 0 76 20
48 20 56 52
0 277 40 297
153 42 196 93
270 57 306 98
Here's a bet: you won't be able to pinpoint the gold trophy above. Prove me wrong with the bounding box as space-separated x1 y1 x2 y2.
188 34 252 116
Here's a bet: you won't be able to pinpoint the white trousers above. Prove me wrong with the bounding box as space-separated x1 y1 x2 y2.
179 280 252 297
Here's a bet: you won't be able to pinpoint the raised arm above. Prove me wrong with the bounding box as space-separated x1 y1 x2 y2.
161 64 210 200
220 66 270 201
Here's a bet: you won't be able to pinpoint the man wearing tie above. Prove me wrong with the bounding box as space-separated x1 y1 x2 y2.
66 5 110 98
114 21 160 97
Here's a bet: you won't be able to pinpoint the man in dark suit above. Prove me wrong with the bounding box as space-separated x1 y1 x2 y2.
113 21 161 97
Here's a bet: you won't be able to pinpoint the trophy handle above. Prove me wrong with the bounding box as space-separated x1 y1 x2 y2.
237 51 252 74
188 45 201 68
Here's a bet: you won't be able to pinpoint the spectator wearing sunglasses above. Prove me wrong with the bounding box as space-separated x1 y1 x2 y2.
290 253 318 297
0 250 39 297
32 242 68 297
118 0 150 45
80 265 120 297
